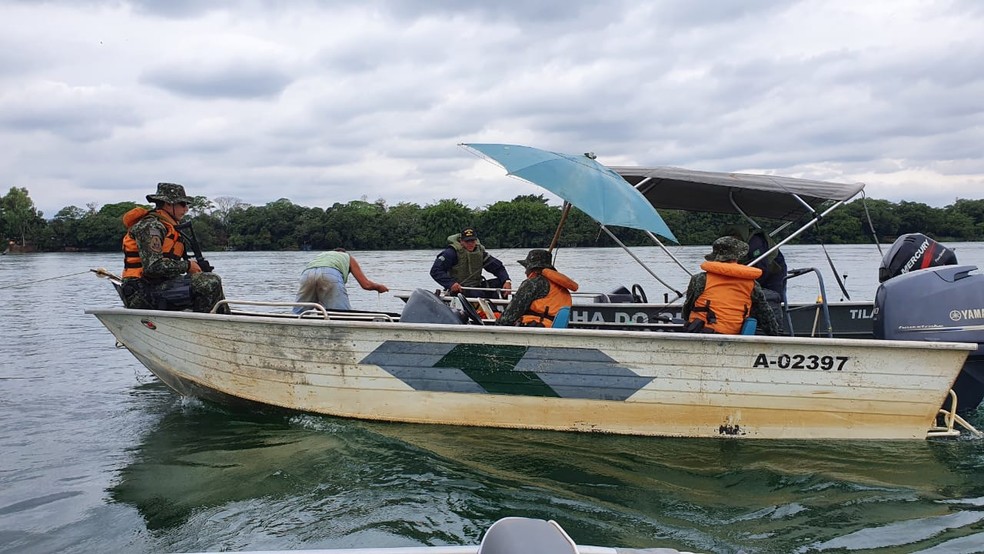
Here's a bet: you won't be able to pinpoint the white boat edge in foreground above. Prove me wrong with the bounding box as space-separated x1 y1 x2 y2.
87 304 979 441
181 545 685 554
179 516 698 553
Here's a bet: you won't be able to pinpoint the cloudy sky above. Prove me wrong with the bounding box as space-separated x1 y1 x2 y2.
2 0 983 218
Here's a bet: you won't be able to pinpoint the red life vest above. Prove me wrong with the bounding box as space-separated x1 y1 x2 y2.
688 261 762 334
121 208 185 279
520 269 579 328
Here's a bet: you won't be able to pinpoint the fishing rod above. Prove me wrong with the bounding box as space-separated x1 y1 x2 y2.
0 269 93 290
90 267 122 283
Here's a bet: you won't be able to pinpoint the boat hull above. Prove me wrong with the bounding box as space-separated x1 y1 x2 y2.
88 308 974 440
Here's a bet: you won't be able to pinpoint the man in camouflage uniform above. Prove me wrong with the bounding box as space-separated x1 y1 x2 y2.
720 223 788 331
682 236 779 335
120 182 228 314
497 249 578 327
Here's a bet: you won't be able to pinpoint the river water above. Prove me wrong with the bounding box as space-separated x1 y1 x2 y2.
2 244 984 554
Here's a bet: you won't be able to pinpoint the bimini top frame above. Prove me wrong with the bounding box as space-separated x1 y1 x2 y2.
612 166 866 268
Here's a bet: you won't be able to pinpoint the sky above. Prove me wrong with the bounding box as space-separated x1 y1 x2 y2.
2 0 983 219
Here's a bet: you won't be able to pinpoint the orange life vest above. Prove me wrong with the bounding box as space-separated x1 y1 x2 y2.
688 261 763 334
520 268 579 328
121 208 186 279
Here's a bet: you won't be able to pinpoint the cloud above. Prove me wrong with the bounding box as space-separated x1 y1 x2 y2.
141 62 294 99
0 0 983 220
138 33 298 99
0 81 141 141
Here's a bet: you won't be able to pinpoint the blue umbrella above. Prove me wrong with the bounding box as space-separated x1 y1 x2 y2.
462 143 678 242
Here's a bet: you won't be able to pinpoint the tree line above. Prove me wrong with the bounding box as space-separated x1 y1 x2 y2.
2 186 984 254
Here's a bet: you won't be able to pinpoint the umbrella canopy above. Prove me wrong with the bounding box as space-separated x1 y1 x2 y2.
462 143 678 242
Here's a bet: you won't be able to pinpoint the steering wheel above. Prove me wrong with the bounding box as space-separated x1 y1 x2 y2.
457 293 485 325
631 283 649 303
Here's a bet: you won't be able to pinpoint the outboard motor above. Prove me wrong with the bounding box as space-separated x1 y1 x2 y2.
400 289 464 324
593 285 635 303
878 233 957 283
872 265 984 412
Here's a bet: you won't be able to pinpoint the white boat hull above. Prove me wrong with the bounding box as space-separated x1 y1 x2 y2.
88 308 975 440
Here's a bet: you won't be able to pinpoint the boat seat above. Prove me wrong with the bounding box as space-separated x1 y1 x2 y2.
552 307 571 329
477 517 579 554
740 317 757 335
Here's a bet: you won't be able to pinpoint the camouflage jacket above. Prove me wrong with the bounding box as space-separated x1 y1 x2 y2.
682 272 780 336
496 274 551 326
124 209 190 281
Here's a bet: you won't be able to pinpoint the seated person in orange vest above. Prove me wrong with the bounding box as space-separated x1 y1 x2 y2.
681 236 779 335
720 223 788 331
497 249 579 328
121 182 228 313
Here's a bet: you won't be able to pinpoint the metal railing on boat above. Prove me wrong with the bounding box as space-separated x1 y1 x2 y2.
394 291 683 330
211 299 399 322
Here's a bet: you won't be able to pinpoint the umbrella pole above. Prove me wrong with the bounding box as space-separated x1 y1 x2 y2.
548 202 572 252
601 226 684 301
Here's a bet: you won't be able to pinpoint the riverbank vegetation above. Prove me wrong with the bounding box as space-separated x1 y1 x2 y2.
2 186 983 252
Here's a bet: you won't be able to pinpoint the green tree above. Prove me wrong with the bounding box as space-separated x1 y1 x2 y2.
946 199 984 240
16 188 984 253
419 199 477 248
187 195 214 218
77 202 139 251
211 196 249 224
1 187 45 247
557 207 605 247
895 201 944 238
811 207 861 244
380 202 426 249
49 205 88 250
295 207 329 250
226 199 308 250
226 205 268 250
325 200 386 250
187 212 227 252
479 195 559 249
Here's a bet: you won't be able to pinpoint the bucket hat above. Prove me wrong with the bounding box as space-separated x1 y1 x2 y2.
146 182 193 204
705 236 749 262
719 223 752 243
518 249 555 271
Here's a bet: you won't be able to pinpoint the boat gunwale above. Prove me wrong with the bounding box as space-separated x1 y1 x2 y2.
84 306 978 352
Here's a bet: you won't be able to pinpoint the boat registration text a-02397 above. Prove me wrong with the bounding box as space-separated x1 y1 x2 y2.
753 354 850 371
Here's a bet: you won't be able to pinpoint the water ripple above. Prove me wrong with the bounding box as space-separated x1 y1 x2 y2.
4 249 984 553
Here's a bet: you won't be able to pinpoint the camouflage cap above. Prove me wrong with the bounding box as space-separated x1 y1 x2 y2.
146 182 193 204
705 236 749 262
518 249 555 271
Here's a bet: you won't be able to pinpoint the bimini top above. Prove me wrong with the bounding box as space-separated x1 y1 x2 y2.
612 166 865 221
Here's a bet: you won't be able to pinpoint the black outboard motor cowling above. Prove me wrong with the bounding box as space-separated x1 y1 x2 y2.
593 286 635 303
872 264 984 412
401 288 464 324
878 233 957 283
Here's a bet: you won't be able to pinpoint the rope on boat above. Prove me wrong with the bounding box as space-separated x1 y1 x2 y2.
0 269 94 289
927 390 983 439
